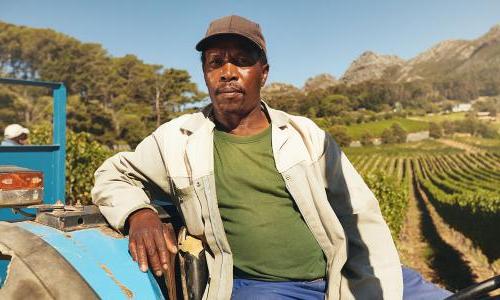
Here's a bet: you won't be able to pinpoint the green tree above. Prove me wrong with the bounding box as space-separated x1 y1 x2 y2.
116 102 151 148
153 68 205 127
360 132 374 146
381 128 397 144
391 123 407 143
473 97 499 116
0 88 20 129
441 120 455 135
429 122 443 139
262 83 303 113
328 125 352 147
317 94 351 117
66 95 115 145
0 21 205 148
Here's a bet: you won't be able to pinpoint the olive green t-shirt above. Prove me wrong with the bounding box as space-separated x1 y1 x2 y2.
213 125 327 281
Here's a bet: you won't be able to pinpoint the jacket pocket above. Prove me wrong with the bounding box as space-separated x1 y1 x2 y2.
175 185 205 236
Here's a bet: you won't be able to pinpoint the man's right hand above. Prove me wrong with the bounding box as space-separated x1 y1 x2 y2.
127 208 178 277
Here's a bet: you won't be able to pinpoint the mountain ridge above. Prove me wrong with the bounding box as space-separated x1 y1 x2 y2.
339 24 500 86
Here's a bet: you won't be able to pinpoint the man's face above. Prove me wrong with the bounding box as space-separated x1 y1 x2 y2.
202 36 269 119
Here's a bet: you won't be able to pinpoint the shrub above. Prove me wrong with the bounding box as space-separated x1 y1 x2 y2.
429 122 443 139
365 172 408 239
360 132 374 146
381 128 397 144
451 117 499 138
328 125 352 147
391 123 407 143
31 124 112 204
441 120 455 135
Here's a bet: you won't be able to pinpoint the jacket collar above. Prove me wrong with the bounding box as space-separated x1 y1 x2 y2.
263 100 289 129
180 100 289 134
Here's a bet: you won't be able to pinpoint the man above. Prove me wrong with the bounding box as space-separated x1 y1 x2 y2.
1 124 29 146
92 15 404 299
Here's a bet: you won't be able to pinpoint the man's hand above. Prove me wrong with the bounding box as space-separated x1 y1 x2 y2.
128 208 178 277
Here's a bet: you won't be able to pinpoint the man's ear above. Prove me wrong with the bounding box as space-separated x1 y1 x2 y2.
260 64 269 87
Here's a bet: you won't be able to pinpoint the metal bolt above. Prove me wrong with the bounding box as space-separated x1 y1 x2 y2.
53 200 65 211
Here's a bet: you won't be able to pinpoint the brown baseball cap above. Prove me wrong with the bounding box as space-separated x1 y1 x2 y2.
196 15 266 54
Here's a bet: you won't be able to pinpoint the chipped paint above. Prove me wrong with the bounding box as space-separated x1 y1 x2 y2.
16 222 164 299
98 226 125 239
0 243 14 288
100 264 134 299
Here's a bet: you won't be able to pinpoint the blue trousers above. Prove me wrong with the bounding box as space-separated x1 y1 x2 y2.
232 278 326 299
402 267 452 300
231 267 452 299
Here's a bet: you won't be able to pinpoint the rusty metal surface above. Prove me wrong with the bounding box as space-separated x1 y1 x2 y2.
100 264 134 299
98 226 125 238
34 204 107 231
0 188 43 207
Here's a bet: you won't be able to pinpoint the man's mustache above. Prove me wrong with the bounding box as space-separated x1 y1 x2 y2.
215 84 244 94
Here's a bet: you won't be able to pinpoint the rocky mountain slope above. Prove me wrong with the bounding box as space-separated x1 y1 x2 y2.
341 24 500 85
341 51 405 85
303 73 338 92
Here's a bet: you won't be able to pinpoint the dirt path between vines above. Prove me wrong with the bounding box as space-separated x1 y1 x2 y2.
412 176 497 292
436 139 481 153
398 169 497 293
397 176 438 284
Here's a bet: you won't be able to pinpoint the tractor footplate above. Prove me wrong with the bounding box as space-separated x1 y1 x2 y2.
35 205 107 231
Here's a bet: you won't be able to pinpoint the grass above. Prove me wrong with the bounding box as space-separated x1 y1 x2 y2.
345 118 429 139
452 136 500 151
344 139 464 157
410 112 500 132
489 119 500 131
409 112 467 123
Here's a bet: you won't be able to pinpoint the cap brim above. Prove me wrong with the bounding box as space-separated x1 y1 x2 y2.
195 32 264 53
4 127 29 139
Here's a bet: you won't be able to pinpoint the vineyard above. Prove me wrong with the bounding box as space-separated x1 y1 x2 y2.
345 139 500 293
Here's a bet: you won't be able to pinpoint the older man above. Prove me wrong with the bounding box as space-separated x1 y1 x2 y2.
92 15 405 299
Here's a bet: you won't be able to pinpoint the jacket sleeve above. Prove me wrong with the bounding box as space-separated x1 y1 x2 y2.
322 133 403 300
91 130 172 232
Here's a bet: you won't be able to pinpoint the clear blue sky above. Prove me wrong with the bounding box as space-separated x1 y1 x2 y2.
1 0 499 92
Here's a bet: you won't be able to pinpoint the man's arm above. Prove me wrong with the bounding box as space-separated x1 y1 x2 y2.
91 131 178 278
322 134 403 299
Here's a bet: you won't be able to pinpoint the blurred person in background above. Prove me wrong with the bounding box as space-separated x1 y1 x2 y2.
1 124 29 146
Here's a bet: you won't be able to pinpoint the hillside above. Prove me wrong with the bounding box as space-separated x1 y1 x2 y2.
341 24 500 97
2 20 499 148
341 51 405 85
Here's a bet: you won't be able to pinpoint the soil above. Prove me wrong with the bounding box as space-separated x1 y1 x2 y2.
437 139 481 153
397 176 438 283
398 168 498 295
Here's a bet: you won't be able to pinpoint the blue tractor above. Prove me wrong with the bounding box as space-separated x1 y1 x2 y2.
0 78 169 299
0 78 498 299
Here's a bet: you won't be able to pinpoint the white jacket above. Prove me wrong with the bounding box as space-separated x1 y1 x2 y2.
92 102 403 299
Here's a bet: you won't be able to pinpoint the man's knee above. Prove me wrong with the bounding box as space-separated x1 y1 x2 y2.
403 266 453 299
